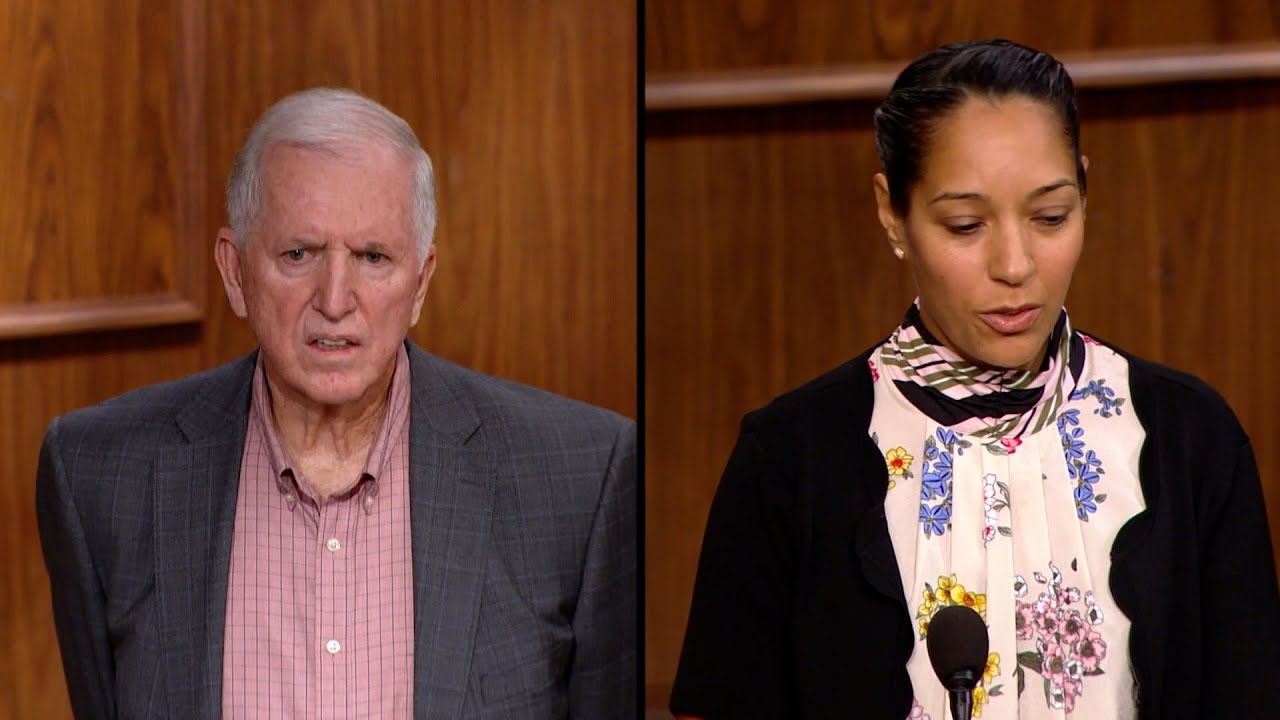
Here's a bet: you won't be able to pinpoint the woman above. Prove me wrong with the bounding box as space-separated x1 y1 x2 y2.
669 39 1280 719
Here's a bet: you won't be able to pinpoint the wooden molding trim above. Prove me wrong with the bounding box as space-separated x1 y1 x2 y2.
0 294 203 340
646 42 1280 111
0 2 209 342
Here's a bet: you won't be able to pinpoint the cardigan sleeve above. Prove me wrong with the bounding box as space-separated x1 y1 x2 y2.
669 428 799 719
1198 438 1280 711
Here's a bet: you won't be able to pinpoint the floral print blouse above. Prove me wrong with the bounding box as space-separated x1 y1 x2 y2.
871 330 1146 719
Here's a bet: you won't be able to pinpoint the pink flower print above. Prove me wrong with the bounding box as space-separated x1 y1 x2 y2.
1054 582 1083 607
1047 682 1066 710
1084 591 1104 625
1059 609 1086 646
1049 561 1063 586
998 437 1021 453
1062 678 1084 713
1015 601 1035 640
1080 333 1102 346
980 473 1004 546
907 698 931 719
1033 592 1059 619
1076 629 1108 673
1043 642 1068 688
868 359 880 381
1035 608 1061 642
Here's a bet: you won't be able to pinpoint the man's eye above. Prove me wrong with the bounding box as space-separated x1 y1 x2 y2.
285 249 308 261
366 252 385 263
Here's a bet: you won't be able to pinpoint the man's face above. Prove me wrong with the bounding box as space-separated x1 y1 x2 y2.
215 141 435 410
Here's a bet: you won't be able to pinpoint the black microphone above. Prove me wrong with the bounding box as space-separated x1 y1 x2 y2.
925 604 989 720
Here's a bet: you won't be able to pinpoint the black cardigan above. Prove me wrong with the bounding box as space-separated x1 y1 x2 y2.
670 341 1280 719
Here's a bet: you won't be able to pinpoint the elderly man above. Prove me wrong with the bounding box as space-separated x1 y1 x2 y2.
37 88 636 719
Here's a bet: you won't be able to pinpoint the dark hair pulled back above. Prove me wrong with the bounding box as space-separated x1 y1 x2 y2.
874 38 1084 215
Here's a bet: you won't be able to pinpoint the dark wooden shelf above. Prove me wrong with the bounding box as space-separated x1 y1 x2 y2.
646 43 1280 111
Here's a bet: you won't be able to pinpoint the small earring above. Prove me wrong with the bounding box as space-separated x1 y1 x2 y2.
893 247 905 260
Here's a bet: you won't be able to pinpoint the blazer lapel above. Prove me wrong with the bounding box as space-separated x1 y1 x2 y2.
406 344 495 718
154 356 254 719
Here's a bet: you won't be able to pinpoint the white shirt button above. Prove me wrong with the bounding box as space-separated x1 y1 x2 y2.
326 639 341 654
326 538 341 552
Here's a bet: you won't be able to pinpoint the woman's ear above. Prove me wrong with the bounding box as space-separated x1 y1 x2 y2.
874 173 907 259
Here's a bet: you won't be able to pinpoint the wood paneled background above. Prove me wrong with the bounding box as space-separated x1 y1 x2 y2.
645 0 1280 713
0 1 636 716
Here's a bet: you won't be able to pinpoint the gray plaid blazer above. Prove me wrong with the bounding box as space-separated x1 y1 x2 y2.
37 341 637 719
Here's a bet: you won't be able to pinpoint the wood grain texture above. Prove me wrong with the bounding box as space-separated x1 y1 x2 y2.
1 2 635 717
646 0 1280 72
644 2 1280 705
646 43 1280 110
0 0 206 335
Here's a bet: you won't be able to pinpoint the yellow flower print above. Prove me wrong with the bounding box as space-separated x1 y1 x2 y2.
918 587 938 617
960 590 987 616
885 447 914 475
983 652 1000 684
936 574 958 597
973 687 988 717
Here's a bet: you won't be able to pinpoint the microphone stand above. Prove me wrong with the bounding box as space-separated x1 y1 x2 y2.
945 668 979 720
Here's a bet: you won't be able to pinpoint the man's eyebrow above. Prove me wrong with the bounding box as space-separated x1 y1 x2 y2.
284 237 325 248
352 241 393 254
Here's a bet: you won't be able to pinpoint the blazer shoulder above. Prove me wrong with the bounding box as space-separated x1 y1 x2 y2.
411 347 633 451
48 353 256 442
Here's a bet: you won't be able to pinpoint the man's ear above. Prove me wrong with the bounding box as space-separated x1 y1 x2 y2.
409 243 437 327
215 228 249 319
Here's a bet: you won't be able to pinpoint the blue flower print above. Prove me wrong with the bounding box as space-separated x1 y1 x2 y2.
919 430 965 538
1058 407 1108 521
1083 450 1102 471
1061 427 1085 460
1070 379 1127 418
1056 408 1080 435
935 427 971 456
1073 483 1098 517
921 454 953 501
920 501 952 537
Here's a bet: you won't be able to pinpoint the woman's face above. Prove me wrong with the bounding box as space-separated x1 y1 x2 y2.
875 95 1086 372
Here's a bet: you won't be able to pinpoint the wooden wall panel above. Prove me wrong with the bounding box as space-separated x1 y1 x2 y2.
645 0 1280 710
1 0 182 304
200 0 638 416
646 0 1280 72
1 2 635 717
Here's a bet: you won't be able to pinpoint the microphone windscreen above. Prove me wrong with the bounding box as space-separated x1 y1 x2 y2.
925 604 989 687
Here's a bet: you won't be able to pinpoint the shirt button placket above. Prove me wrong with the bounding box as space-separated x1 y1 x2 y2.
318 501 348 716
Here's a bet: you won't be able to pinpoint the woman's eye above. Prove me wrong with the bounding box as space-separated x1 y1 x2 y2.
1038 214 1068 227
946 223 981 236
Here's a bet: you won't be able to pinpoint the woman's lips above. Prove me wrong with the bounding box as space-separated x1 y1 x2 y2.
980 306 1040 335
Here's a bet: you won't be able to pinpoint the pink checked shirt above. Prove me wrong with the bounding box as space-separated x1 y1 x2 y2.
222 347 414 718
